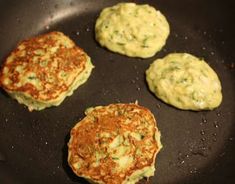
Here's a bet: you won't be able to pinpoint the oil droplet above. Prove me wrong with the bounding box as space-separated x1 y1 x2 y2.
212 133 217 136
45 25 50 30
86 27 90 32
216 111 221 116
184 36 188 40
202 46 206 50
190 167 198 174
213 121 219 128
131 79 135 84
201 137 206 141
156 104 161 109
136 87 141 91
178 152 183 157
201 117 207 124
229 137 233 141
200 130 205 135
211 51 215 55
212 133 217 142
76 31 80 36
212 137 217 142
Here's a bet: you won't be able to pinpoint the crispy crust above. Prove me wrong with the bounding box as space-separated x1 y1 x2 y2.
0 31 89 102
68 103 162 184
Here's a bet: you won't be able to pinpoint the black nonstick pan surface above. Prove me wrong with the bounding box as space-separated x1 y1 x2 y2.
0 0 235 183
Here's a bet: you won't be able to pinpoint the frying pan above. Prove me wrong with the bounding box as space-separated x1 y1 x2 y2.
0 0 234 183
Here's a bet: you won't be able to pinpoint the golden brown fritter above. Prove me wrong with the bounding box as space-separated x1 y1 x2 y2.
68 103 162 184
0 31 94 111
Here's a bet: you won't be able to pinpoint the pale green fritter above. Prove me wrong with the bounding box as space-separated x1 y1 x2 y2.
95 3 170 58
146 53 222 110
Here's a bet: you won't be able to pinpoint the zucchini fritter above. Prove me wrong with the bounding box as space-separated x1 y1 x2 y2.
0 31 94 111
68 103 162 184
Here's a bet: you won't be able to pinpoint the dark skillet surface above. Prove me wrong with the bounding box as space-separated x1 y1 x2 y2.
0 0 235 183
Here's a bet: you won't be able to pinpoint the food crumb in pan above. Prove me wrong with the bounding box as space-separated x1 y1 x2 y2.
163 48 168 53
156 103 161 109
